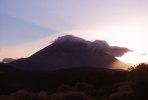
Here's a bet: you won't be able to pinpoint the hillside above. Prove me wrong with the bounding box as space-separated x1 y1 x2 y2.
9 35 129 71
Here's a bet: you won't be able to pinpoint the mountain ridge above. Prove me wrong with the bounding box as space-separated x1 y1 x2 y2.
9 35 130 71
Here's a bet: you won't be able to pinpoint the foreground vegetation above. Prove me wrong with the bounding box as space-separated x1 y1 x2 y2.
0 63 148 100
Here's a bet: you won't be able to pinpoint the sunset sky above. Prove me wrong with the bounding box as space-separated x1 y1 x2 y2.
1 0 148 64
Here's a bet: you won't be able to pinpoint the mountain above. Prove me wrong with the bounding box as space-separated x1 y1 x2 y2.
1 58 16 63
9 35 129 72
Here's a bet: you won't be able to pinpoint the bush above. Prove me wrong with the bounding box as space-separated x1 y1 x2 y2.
129 63 148 88
30 91 49 100
0 90 49 100
109 90 134 100
128 63 148 98
75 82 94 91
58 84 76 92
50 92 96 100
84 88 105 99
110 81 134 100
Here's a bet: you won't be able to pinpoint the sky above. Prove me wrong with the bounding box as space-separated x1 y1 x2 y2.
1 0 148 64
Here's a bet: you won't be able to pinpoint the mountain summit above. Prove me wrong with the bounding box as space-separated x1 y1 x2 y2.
10 35 130 71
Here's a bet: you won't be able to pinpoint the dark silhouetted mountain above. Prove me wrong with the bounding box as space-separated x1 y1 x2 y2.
0 63 23 73
9 35 129 72
1 58 16 63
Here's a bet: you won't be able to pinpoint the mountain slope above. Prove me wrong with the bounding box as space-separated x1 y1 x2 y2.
9 35 129 71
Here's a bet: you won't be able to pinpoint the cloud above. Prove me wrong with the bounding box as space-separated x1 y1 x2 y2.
90 40 133 57
108 46 133 57
54 35 86 43
54 35 132 57
141 53 147 56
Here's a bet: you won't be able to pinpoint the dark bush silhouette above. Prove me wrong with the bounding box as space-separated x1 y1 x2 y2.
109 81 135 100
75 82 94 91
0 90 49 100
58 84 77 92
129 63 148 88
2 63 148 99
84 88 106 99
129 63 148 99
49 92 96 100
109 90 134 100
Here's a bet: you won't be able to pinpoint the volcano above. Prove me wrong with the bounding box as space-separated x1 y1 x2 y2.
9 35 129 72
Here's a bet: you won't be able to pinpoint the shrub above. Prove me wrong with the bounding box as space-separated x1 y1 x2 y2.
0 90 49 100
75 82 94 91
58 84 76 92
129 63 148 91
30 91 49 100
109 90 134 100
50 92 96 100
84 88 105 99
